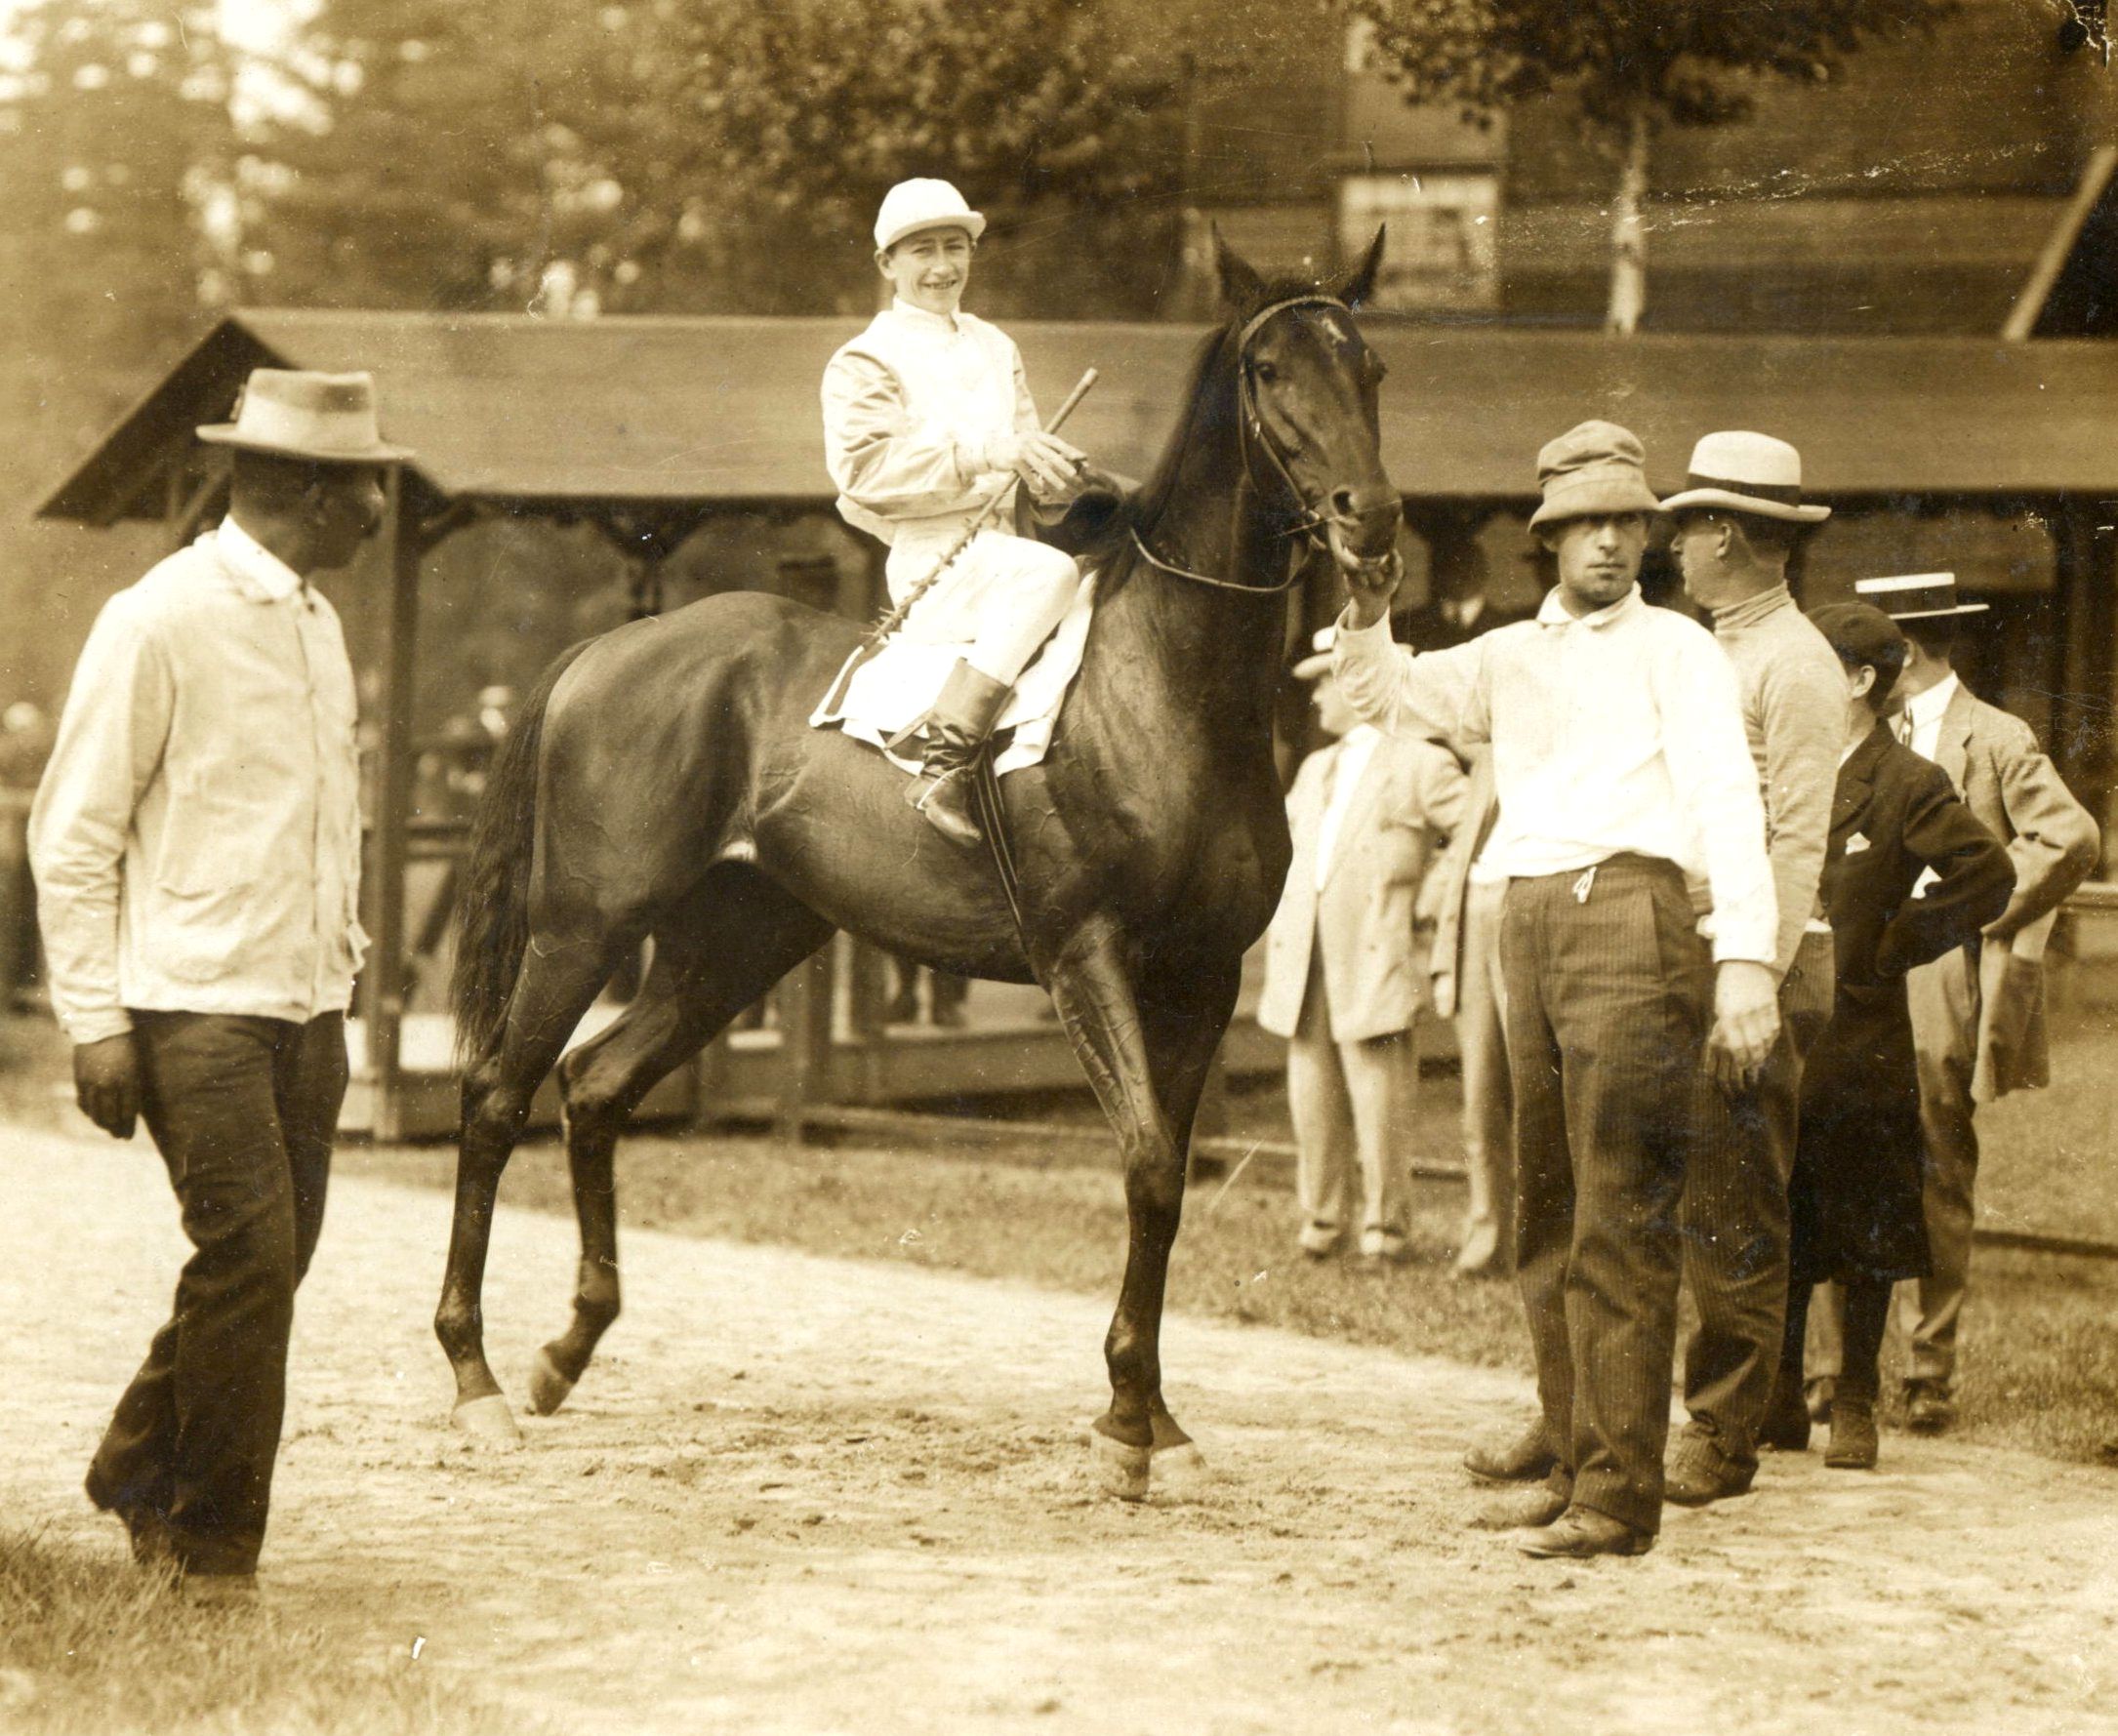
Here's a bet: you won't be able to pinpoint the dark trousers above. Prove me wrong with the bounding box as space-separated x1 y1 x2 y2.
86 1011 346 1574
1502 857 1713 1536
1677 926 1835 1466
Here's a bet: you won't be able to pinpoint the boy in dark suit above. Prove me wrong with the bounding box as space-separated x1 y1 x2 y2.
1771 604 2014 1469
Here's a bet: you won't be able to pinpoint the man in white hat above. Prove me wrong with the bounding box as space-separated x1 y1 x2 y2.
1335 421 1779 1557
31 368 403 1593
1804 572 2098 1433
1658 430 1847 1504
1256 627 1466 1264
821 177 1094 846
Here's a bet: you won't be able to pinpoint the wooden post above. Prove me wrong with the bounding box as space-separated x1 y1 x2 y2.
360 467 423 1141
775 943 837 1143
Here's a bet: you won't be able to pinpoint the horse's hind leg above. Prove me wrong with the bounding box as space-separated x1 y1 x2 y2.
531 868 835 1418
436 932 620 1445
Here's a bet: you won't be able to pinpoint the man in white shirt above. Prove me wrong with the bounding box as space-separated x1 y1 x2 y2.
821 178 1092 847
31 369 400 1590
1334 421 1779 1557
1257 629 1467 1263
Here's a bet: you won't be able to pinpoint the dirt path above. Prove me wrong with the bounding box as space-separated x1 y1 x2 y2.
7 1120 2115 1735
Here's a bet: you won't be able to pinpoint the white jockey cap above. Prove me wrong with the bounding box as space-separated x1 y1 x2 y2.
874 179 987 253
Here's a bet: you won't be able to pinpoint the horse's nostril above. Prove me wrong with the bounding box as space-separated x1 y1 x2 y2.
1330 488 1358 519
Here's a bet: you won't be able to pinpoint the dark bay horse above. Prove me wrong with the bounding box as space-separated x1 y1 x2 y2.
435 234 1402 1499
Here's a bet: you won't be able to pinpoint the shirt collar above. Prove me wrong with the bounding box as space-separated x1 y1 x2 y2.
888 297 964 336
1537 584 1640 630
1711 582 1793 634
1903 671 1960 731
216 515 305 603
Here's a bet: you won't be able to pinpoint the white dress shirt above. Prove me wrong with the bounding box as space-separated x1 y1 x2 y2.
29 518 367 1044
821 298 1040 546
1898 671 1960 762
1333 585 1777 966
1313 725 1380 888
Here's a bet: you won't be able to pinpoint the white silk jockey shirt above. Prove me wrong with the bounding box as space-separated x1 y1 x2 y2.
820 297 1042 546
1332 585 1778 968
30 517 368 1046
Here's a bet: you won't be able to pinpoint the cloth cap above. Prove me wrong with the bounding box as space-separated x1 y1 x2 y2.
874 179 987 253
1853 571 1988 622
1660 430 1830 524
1809 602 1907 684
1527 421 1663 529
1292 625 1337 681
196 369 412 464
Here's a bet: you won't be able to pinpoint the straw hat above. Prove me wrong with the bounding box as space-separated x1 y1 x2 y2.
1660 430 1830 524
196 369 412 464
1292 626 1337 681
874 180 986 253
1853 572 1988 622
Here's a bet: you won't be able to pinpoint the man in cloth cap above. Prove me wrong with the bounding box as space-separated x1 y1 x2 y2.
1656 431 1847 1504
1804 572 2098 1433
822 178 1095 847
1334 421 1779 1558
31 369 401 1594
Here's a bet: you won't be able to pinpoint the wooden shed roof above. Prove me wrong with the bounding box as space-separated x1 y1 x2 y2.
39 307 2118 525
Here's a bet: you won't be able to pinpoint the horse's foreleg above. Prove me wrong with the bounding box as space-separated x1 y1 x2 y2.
1040 915 1197 1501
435 937 616 1446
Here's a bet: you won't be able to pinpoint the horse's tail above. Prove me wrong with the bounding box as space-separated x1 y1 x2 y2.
449 639 595 1070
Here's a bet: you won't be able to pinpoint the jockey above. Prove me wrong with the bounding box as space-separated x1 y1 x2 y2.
822 178 1091 847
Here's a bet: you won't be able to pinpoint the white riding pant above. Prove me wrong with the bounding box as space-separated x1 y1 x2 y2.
884 521 1082 687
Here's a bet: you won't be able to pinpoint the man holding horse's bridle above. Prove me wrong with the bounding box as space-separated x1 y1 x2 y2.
822 178 1095 846
1332 422 1782 1559
30 370 400 1595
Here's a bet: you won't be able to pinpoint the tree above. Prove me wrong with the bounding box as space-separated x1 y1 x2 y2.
1346 0 1957 332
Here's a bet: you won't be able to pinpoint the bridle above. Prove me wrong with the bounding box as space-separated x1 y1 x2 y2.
1128 294 1389 594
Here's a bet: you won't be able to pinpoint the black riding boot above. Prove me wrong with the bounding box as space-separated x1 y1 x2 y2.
906 660 1010 847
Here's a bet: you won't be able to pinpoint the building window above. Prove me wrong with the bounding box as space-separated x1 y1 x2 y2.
1338 172 1500 313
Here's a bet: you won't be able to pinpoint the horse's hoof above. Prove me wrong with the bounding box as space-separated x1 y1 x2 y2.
450 1393 523 1448
1152 1440 1213 1498
1089 1431 1151 1503
527 1349 577 1417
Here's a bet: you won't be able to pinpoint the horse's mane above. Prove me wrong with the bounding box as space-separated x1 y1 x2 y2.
1078 273 1338 593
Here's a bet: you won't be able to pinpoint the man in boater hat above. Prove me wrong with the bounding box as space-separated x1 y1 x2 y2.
1658 431 1846 1500
31 369 402 1594
822 178 1094 846
1804 570 2097 1433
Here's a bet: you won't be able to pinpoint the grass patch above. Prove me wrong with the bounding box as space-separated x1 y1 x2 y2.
0 1527 527 1736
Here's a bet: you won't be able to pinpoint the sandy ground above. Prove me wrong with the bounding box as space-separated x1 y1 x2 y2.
7 1119 2116 1736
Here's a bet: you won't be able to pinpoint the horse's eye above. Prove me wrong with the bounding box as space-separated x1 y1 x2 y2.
1252 360 1279 384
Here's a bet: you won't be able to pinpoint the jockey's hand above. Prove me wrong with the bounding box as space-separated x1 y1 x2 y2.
74 1032 142 1141
981 430 1086 501
1340 545 1403 630
1705 959 1779 1097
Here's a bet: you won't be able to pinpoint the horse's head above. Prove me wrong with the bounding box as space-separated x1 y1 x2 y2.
1216 228 1401 572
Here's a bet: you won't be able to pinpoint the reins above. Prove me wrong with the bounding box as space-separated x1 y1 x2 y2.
1127 293 1368 594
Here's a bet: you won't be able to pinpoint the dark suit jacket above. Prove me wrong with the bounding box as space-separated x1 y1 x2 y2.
1922 681 2099 1099
1792 722 2015 1282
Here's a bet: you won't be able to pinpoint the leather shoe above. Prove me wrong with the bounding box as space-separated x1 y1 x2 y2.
1516 1506 1653 1559
1463 1418 1557 1484
1903 1378 1956 1434
1824 1401 1879 1470
1758 1384 1812 1453
1663 1433 1756 1508
1470 1476 1571 1532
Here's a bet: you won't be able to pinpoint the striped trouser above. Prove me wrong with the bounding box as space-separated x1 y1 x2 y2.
1500 854 1713 1536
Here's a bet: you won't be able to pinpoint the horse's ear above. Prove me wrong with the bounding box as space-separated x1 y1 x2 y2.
1212 224 1266 311
1335 224 1388 309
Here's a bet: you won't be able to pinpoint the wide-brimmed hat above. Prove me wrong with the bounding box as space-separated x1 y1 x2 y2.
874 179 986 253
1853 572 1988 622
1292 626 1337 681
196 369 413 464
1527 421 1663 529
1660 430 1830 524
1810 601 1908 680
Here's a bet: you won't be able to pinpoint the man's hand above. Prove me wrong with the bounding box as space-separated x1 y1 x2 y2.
1705 960 1779 1096
1339 545 1403 630
981 430 1086 501
74 1033 141 1140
